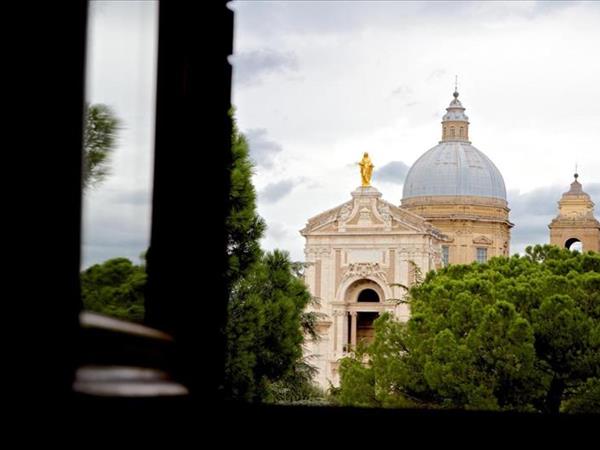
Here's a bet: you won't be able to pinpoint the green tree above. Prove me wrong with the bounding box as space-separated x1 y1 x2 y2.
265 263 327 404
224 250 313 402
337 245 600 413
81 257 146 322
225 109 266 287
222 110 318 402
83 103 120 189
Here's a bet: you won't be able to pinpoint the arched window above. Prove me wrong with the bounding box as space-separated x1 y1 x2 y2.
450 127 455 137
357 288 380 303
459 127 464 137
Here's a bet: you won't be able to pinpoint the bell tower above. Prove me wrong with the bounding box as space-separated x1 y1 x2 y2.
549 173 600 252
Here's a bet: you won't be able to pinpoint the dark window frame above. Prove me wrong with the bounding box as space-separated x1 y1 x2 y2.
18 0 595 432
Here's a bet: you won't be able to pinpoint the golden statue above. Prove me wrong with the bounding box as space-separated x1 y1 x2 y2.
358 152 374 186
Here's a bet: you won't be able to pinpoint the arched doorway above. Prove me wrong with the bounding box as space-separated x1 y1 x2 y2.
565 237 583 252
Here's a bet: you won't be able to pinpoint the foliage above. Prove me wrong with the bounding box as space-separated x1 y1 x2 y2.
222 111 321 402
225 109 266 288
83 103 120 189
266 290 328 403
224 250 313 402
81 257 146 322
338 245 600 413
264 356 327 404
562 377 600 414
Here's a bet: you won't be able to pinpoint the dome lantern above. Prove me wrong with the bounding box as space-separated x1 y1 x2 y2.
441 87 470 142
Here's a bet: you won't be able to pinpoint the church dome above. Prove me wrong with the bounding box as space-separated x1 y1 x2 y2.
402 89 507 201
402 141 507 200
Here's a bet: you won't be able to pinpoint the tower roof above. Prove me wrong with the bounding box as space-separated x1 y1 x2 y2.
442 89 469 123
564 173 587 196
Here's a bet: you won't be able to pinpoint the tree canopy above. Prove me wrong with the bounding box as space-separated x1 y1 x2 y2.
224 249 314 402
81 257 146 323
337 245 600 414
225 110 266 288
222 111 319 402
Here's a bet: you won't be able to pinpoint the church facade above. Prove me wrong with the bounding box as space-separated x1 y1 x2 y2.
301 89 512 388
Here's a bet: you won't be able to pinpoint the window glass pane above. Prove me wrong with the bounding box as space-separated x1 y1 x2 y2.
477 247 487 263
442 246 449 266
80 1 158 323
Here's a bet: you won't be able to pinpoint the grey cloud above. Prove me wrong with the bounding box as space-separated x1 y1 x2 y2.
266 222 290 241
82 243 147 268
259 179 297 204
230 49 298 86
81 192 152 268
507 186 561 217
508 186 561 252
245 128 283 169
231 1 547 39
373 161 410 185
232 1 377 35
530 0 587 16
230 1 596 48
231 1 477 37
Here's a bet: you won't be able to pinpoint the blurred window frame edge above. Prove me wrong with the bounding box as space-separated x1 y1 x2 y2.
49 0 234 405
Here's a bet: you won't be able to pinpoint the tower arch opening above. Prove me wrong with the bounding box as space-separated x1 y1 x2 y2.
565 237 582 251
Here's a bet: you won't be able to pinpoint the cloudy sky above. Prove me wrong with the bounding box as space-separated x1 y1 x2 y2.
82 1 600 268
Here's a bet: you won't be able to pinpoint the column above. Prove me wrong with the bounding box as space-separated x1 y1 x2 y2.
333 310 338 352
342 312 349 352
350 311 357 348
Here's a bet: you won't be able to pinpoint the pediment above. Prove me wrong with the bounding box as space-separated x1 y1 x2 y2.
472 235 493 245
301 190 449 239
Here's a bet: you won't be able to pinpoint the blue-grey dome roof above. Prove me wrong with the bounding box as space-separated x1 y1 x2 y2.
402 141 507 200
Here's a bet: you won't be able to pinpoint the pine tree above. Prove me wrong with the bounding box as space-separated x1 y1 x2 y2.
337 245 600 413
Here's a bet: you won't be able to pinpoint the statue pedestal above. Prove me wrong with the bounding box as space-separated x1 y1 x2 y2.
351 185 382 198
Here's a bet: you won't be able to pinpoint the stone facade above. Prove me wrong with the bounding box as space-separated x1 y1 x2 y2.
549 175 600 251
300 185 450 388
402 195 512 264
